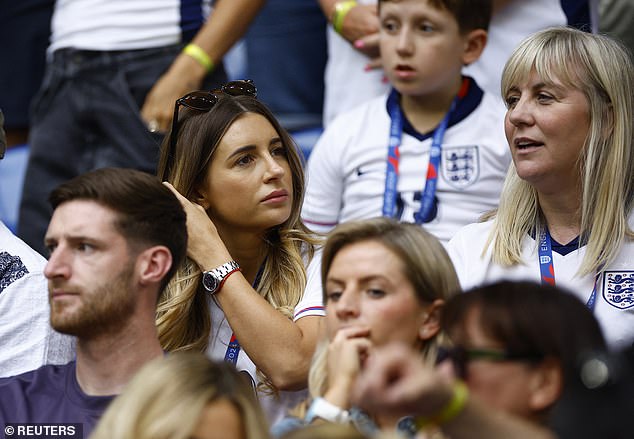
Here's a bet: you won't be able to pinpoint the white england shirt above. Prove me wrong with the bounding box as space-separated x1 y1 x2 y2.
446 213 634 349
302 79 511 245
207 250 325 424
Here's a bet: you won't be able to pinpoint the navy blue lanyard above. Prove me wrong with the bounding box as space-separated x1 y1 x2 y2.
224 263 265 365
383 82 465 223
538 228 599 311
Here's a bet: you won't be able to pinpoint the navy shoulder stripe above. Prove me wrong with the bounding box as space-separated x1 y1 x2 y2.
180 0 205 42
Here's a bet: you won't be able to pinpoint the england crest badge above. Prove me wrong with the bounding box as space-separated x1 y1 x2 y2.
441 145 479 189
603 271 634 309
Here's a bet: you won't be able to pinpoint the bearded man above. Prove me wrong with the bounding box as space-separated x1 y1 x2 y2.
0 167 186 438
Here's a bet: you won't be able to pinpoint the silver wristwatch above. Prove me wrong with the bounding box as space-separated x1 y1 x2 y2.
201 260 240 294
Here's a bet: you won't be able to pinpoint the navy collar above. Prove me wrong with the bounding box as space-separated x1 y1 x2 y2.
529 229 585 256
551 235 582 256
385 76 484 141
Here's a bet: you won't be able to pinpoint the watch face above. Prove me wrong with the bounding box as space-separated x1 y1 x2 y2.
202 272 220 293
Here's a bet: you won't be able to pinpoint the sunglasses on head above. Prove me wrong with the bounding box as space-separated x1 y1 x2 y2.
436 345 544 379
167 79 258 163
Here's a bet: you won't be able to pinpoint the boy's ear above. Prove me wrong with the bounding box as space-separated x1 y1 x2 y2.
461 29 488 66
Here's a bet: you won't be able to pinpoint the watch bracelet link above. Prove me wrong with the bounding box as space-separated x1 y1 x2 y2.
211 260 240 278
202 260 241 294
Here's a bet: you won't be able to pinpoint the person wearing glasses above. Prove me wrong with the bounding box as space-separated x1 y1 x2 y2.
351 280 606 438
272 218 459 437
156 80 324 424
446 27 634 349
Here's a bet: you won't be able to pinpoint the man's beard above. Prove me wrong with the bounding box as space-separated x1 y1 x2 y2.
49 266 137 338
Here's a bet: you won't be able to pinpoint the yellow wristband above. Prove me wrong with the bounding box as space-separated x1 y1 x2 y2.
183 43 214 72
332 0 357 35
414 381 469 430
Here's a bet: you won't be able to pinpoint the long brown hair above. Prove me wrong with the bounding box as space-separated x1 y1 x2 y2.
155 94 319 363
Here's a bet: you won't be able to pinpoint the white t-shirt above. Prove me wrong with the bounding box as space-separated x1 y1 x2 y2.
0 222 75 377
49 0 212 52
446 214 634 349
323 0 598 125
302 81 510 245
207 250 325 424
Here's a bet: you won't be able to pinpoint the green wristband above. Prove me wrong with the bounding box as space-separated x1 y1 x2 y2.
414 381 469 430
332 0 357 35
183 43 214 72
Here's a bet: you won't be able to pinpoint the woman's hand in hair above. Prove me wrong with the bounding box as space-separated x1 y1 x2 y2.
323 326 372 409
162 182 233 268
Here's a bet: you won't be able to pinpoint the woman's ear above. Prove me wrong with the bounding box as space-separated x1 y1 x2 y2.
193 188 210 210
418 299 444 341
462 29 488 66
528 357 563 412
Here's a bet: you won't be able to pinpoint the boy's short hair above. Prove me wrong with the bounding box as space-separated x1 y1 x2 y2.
379 0 492 33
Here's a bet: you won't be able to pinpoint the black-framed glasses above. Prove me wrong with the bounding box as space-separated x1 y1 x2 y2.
436 346 544 379
167 79 258 165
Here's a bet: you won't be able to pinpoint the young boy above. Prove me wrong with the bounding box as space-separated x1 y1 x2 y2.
302 0 510 244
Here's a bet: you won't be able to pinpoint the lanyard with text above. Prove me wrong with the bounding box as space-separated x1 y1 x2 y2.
538 228 599 311
383 81 466 223
224 263 265 365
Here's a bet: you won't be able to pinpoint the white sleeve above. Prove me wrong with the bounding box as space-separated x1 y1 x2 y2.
446 225 479 291
301 121 346 234
0 272 75 377
293 249 325 321
446 220 500 292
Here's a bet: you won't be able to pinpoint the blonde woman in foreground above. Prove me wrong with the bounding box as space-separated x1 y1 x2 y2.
90 353 270 439
273 218 460 438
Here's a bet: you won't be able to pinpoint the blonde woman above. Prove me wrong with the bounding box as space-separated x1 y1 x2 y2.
274 218 460 437
90 353 269 439
447 27 634 348
156 80 323 422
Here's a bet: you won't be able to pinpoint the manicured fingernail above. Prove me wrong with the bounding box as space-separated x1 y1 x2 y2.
354 39 365 49
364 64 372 72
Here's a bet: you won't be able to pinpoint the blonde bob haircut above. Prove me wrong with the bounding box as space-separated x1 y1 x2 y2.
90 353 270 439
307 218 460 404
490 26 634 275
155 93 319 357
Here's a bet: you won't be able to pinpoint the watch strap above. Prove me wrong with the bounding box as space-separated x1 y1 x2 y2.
202 260 241 294
305 397 351 424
